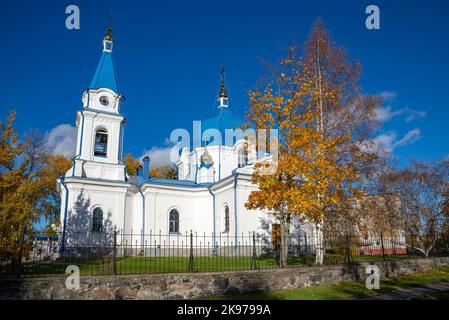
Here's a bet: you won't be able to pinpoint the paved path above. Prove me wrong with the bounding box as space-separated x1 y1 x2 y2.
360 281 449 300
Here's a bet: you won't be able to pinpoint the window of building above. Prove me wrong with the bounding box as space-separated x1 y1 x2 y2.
94 129 108 157
105 42 113 51
224 206 230 232
92 208 103 232
169 209 179 233
238 148 248 168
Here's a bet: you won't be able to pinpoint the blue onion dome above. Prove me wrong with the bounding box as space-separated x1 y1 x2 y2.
200 108 243 146
200 148 214 168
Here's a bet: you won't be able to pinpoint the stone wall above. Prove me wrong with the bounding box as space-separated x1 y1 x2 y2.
1 257 448 300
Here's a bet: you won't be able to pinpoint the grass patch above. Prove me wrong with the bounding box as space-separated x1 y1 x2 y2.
200 266 449 300
413 291 449 300
0 253 430 277
6 255 313 276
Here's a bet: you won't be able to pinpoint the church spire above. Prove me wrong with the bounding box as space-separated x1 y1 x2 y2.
89 25 119 93
217 67 228 109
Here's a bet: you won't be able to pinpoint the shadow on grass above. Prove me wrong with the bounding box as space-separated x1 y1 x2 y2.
199 266 449 300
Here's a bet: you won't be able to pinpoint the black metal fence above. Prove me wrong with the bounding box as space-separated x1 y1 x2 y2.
1 229 449 278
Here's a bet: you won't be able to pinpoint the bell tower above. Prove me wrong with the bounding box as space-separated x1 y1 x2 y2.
70 26 126 181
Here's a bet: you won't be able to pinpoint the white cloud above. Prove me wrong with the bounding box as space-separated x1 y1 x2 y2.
374 105 427 123
374 105 400 122
394 128 421 147
402 108 427 123
379 91 398 101
375 92 427 123
361 128 422 157
44 124 77 157
367 132 397 155
141 146 176 167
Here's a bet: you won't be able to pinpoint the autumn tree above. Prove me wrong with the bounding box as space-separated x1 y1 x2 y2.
124 153 142 175
358 160 404 239
0 112 71 262
0 111 29 258
388 160 449 257
245 20 379 266
150 166 177 179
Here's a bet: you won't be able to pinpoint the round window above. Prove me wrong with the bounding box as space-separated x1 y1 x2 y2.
99 96 110 106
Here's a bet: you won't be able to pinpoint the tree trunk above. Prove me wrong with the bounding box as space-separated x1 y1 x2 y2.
315 222 324 265
279 218 289 268
424 245 433 258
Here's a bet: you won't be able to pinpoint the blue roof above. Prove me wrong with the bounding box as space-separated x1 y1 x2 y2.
200 107 244 146
90 50 119 93
31 235 58 241
148 177 211 188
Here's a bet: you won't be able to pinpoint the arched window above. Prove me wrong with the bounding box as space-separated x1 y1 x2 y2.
169 209 179 233
224 206 230 232
94 128 108 157
238 148 247 168
92 208 103 232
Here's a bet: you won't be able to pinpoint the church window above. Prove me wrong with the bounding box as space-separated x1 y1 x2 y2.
94 128 108 157
92 208 103 232
99 96 110 106
238 148 247 168
224 206 230 232
104 42 113 51
169 209 179 233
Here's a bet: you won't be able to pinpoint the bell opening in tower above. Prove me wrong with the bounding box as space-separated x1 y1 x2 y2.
94 129 108 157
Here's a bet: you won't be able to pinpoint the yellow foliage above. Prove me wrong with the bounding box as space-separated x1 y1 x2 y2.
1 111 71 259
245 21 379 234
124 153 141 175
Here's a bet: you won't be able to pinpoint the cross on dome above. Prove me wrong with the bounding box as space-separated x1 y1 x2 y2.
217 67 229 109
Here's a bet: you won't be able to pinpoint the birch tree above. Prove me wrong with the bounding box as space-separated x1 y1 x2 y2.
245 20 379 265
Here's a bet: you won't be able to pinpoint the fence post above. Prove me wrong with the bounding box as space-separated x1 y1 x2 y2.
112 229 117 275
380 232 386 261
392 234 397 256
251 232 257 270
304 234 308 256
345 232 351 265
441 235 449 257
16 225 27 278
188 231 194 272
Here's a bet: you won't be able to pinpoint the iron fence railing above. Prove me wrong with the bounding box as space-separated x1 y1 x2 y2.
1 229 448 278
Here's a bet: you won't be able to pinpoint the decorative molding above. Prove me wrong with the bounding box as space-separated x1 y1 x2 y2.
69 187 126 196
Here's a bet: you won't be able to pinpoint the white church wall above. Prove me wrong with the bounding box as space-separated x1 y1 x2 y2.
61 180 129 250
211 181 234 238
140 186 214 236
236 175 270 236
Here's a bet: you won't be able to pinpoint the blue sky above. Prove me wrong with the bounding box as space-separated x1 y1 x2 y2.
1 0 448 167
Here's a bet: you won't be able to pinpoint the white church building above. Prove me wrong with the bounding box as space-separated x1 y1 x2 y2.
56 27 291 253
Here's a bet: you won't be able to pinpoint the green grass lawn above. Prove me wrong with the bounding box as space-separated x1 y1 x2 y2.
200 266 449 300
10 255 317 276
1 253 427 277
